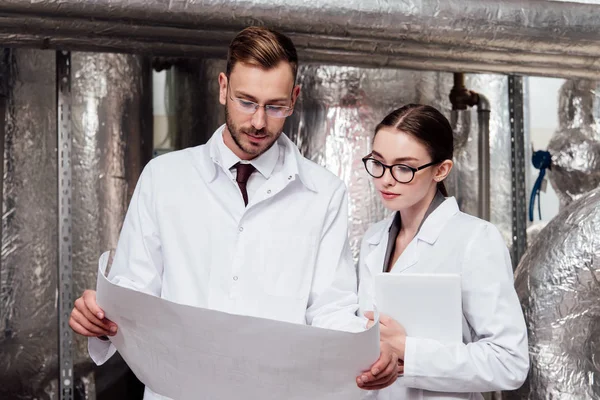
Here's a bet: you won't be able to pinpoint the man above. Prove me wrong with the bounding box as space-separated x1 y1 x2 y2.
69 26 398 399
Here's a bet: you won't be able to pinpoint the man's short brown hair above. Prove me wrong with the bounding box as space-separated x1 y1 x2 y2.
226 26 298 82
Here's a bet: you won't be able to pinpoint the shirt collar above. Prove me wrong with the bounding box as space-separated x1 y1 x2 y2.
197 124 317 192
214 125 279 179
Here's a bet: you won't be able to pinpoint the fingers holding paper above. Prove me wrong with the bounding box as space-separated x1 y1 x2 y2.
365 311 407 360
356 340 399 390
69 289 118 337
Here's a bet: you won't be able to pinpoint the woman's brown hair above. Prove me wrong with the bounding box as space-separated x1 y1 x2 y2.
375 104 454 196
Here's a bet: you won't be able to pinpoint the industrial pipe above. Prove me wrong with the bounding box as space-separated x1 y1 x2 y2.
450 72 491 221
0 1 599 78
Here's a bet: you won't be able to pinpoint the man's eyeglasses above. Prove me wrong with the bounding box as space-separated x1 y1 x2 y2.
362 156 438 184
228 85 293 118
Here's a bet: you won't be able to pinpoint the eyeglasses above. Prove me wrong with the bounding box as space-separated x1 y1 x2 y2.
362 156 438 184
228 85 294 119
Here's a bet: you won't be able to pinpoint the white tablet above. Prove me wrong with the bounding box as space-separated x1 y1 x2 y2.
374 273 463 343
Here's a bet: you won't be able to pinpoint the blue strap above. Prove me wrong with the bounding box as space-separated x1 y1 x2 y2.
529 150 552 221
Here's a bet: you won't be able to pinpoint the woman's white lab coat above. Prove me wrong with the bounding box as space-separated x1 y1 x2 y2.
358 197 529 400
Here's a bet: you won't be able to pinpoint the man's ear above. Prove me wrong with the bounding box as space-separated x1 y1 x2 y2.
290 85 301 108
218 73 228 106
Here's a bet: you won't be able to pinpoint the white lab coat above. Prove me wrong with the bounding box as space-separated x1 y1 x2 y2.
358 197 529 400
89 126 366 400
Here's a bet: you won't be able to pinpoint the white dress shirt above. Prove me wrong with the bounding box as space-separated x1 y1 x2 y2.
359 197 529 400
215 128 280 204
89 125 366 400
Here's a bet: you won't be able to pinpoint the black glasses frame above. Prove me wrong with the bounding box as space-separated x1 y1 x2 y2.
362 156 438 184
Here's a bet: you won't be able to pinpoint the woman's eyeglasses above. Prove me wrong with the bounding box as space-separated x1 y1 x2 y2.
362 156 438 184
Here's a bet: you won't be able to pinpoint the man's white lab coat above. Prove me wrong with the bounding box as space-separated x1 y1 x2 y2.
90 126 366 400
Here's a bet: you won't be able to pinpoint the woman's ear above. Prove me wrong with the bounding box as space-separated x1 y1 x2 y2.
434 160 453 182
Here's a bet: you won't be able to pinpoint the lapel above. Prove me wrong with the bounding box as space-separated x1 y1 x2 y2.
389 239 419 273
363 215 419 275
364 196 460 275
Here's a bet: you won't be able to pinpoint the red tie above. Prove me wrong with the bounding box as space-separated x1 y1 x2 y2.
235 163 256 206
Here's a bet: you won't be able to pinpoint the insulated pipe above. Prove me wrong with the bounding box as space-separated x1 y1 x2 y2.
0 32 600 79
0 0 599 58
1 1 600 78
507 187 600 400
548 80 600 209
0 49 9 303
449 73 491 221
0 48 59 400
0 49 152 400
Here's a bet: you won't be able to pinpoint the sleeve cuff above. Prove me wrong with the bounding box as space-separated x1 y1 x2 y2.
401 336 420 387
88 336 117 366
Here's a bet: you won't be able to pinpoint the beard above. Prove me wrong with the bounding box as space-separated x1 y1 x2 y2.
224 105 281 158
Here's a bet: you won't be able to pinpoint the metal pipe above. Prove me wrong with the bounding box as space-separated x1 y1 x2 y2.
2 32 600 79
0 48 59 400
450 72 478 110
0 1 600 78
69 51 154 393
548 79 600 209
0 14 596 71
476 93 491 112
508 187 600 400
0 50 9 330
0 0 598 57
477 94 491 221
450 73 491 221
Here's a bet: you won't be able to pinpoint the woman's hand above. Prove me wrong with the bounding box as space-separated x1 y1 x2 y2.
365 311 407 360
356 341 399 390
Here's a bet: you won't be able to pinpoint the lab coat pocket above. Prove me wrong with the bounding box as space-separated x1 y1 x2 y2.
257 233 314 299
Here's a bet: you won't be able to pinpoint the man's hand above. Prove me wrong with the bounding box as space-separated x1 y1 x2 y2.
356 341 399 390
69 289 118 338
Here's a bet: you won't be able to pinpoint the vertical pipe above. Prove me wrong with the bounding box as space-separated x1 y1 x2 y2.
477 94 491 221
69 51 152 398
453 73 466 97
0 49 154 400
450 72 493 222
0 49 8 326
0 48 58 400
172 58 225 149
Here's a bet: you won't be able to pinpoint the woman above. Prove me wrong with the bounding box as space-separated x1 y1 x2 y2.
357 104 529 399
